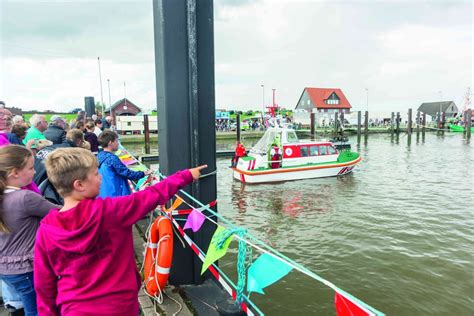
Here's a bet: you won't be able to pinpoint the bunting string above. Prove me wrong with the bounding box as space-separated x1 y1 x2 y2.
155 170 384 316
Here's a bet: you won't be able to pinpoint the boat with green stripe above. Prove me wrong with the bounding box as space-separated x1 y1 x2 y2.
232 127 361 184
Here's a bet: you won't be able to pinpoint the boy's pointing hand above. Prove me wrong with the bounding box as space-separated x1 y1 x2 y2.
189 165 208 180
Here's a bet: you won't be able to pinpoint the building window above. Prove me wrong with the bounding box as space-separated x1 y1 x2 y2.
127 122 132 126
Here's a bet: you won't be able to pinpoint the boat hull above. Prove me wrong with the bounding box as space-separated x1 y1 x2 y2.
232 157 361 184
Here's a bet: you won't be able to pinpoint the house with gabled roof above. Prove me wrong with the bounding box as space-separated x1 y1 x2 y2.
105 98 142 121
417 101 458 119
295 87 352 114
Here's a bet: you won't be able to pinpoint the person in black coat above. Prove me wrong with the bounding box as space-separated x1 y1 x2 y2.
43 115 67 144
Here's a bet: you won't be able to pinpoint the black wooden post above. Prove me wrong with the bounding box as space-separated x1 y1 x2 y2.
310 112 315 140
334 112 338 134
153 0 216 285
416 111 420 135
422 112 426 135
407 108 412 135
340 111 345 137
396 112 400 134
236 113 241 143
357 111 361 137
391 112 395 136
364 111 369 135
143 114 150 154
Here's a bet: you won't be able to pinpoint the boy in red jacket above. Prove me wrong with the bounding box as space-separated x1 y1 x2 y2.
34 147 206 315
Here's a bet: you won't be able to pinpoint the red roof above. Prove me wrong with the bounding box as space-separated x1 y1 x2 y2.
305 87 351 109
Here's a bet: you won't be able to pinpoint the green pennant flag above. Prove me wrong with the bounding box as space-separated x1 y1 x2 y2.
201 226 234 274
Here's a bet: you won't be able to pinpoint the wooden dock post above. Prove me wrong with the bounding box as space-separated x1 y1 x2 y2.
236 113 241 143
416 111 420 135
407 108 412 135
422 112 426 134
143 114 150 154
334 112 338 135
340 111 345 137
364 111 369 135
310 112 315 140
466 110 472 139
357 111 361 137
391 112 395 136
396 112 400 134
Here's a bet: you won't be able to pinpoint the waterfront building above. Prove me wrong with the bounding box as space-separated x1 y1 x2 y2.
295 87 352 114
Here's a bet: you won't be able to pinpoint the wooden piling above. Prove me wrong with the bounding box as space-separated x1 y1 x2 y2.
396 112 400 134
422 112 426 135
143 114 150 154
416 111 420 135
407 108 412 135
340 111 345 136
236 113 241 142
391 112 395 136
334 112 338 134
364 111 369 135
357 111 361 136
310 112 315 140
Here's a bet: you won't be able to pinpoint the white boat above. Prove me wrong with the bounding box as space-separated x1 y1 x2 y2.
232 126 361 184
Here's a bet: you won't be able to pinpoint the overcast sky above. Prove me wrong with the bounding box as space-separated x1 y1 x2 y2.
0 0 472 113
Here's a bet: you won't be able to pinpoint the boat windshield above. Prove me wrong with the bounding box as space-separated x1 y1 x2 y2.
250 129 282 155
286 130 298 143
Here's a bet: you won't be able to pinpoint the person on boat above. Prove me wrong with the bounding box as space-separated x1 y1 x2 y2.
231 141 246 168
33 147 206 315
268 134 282 169
97 130 152 198
270 144 282 169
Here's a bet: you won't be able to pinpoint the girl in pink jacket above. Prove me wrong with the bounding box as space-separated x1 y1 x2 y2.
34 147 206 315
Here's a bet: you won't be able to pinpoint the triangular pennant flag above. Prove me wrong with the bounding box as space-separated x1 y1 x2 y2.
201 226 234 274
183 209 205 232
335 292 373 316
170 196 183 211
247 253 293 294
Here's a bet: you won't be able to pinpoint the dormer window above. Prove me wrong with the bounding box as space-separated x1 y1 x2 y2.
324 92 340 105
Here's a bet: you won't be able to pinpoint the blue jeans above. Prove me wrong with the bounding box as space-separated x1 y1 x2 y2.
2 280 24 309
0 272 37 316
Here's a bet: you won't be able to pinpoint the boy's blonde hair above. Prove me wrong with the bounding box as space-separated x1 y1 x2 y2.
45 148 97 196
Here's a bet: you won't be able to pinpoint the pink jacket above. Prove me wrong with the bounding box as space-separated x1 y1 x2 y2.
34 170 193 315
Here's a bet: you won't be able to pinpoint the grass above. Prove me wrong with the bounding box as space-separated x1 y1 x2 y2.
23 113 78 122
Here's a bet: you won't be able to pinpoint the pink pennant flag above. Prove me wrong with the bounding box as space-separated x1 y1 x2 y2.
183 209 206 232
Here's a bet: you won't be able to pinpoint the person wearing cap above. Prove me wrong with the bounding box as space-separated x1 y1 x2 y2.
23 114 48 145
44 115 67 145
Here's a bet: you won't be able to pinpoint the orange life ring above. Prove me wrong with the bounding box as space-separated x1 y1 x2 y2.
143 216 174 297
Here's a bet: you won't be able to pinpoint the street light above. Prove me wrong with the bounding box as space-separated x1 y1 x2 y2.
365 88 369 112
261 84 265 115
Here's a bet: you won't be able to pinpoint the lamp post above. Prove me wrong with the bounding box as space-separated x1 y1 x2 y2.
261 84 265 115
365 88 369 112
107 79 112 115
97 57 104 106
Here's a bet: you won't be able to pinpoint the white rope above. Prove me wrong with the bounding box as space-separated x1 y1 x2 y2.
164 291 183 316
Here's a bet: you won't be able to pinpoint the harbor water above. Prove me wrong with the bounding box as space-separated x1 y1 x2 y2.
130 133 473 315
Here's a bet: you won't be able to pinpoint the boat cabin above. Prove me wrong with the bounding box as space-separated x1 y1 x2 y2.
249 127 339 168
